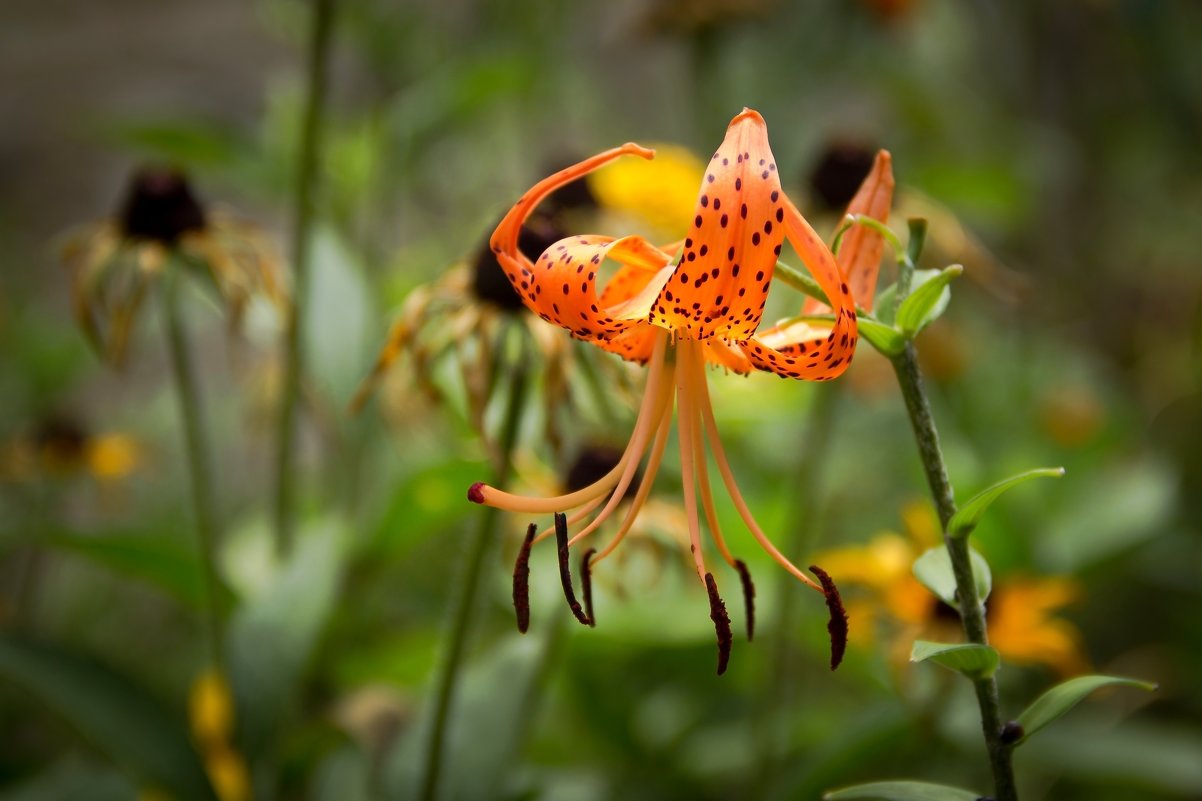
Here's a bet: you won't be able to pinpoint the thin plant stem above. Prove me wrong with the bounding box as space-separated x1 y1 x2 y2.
888 316 1017 796
161 267 224 667
274 0 336 558
418 324 530 801
757 382 840 788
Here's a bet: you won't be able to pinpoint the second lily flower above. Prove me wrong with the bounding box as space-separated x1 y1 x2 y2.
470 108 893 673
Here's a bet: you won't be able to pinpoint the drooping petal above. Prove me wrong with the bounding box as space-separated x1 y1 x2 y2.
491 144 657 338
520 234 674 341
743 194 857 381
649 109 787 341
803 149 894 315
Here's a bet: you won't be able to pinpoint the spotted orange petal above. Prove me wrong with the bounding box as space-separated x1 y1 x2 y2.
744 194 857 380
803 149 894 316
648 109 787 342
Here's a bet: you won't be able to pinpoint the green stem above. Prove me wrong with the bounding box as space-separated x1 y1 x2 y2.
418 325 530 801
274 0 335 558
757 382 840 788
889 344 1017 801
161 268 224 667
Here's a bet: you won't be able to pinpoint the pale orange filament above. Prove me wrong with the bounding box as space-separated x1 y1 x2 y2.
591 396 674 564
689 339 824 594
684 341 738 568
675 337 710 585
475 331 669 514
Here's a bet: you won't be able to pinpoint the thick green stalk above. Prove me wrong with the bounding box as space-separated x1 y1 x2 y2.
889 344 1017 801
274 0 335 557
418 328 530 801
161 269 224 666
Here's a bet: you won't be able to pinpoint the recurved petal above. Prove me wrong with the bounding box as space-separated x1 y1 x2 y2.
745 193 857 381
522 234 674 342
804 149 894 315
649 109 787 341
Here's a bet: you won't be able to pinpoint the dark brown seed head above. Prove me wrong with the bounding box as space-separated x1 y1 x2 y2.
119 167 207 245
565 445 640 494
471 215 567 313
806 142 878 213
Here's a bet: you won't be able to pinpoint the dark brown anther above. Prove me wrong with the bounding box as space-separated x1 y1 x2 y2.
512 524 536 633
733 559 756 641
580 548 597 627
705 573 733 676
999 721 1024 745
809 565 849 671
554 513 591 626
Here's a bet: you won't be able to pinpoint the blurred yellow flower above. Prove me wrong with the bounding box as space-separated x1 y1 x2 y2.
189 668 235 747
587 144 705 238
204 746 252 801
0 417 142 483
816 501 1088 675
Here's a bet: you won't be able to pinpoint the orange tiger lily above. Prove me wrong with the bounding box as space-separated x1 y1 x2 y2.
470 109 863 673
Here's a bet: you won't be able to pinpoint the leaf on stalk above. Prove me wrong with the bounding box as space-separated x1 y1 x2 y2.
910 640 999 679
948 467 1066 539
912 546 991 608
895 265 962 337
1015 675 1157 745
824 779 981 800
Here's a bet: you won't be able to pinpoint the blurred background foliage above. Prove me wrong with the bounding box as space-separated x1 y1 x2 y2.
1 0 1201 799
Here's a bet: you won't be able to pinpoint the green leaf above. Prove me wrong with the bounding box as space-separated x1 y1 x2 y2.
910 640 1000 679
912 546 991 607
1015 675 1158 745
948 467 1066 539
227 517 346 755
824 779 980 800
896 265 963 337
0 633 215 801
857 316 905 357
41 531 235 612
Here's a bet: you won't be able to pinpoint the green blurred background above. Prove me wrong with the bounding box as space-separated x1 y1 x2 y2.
2 1 1201 799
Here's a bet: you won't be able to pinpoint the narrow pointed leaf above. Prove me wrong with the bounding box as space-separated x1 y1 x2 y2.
0 633 215 801
912 546 991 607
948 467 1066 539
910 640 1000 679
824 779 980 800
875 268 950 324
896 264 962 336
858 316 905 357
1015 675 1158 745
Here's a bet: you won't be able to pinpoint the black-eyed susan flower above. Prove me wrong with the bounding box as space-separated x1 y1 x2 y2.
0 415 141 483
350 212 591 462
62 167 286 367
471 109 868 673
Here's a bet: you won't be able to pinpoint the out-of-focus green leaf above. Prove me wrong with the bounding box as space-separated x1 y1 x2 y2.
103 120 248 168
40 531 235 612
0 634 214 801
1 753 135 801
896 265 962 337
824 779 980 800
1023 722 1202 796
910 640 999 679
1015 675 1157 745
227 517 346 755
305 228 373 400
912 546 991 608
948 467 1066 539
857 317 905 357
